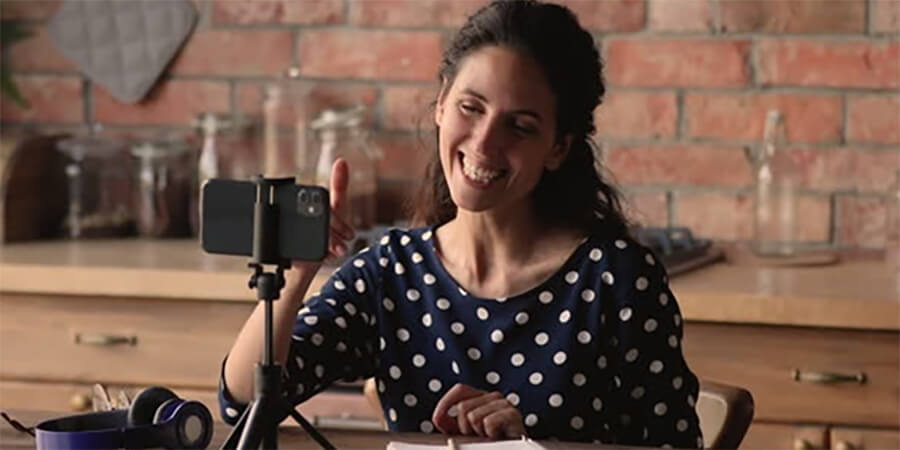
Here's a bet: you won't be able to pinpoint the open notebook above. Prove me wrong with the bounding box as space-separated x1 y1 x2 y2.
387 438 546 450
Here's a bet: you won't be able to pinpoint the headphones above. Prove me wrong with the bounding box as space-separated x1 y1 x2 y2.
35 387 213 450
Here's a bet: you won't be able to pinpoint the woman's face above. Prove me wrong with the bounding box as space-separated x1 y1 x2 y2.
434 45 569 215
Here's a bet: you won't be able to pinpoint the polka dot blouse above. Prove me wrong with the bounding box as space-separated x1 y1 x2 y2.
219 226 703 448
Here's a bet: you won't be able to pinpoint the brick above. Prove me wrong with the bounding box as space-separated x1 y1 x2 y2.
594 91 678 139
605 38 750 87
837 196 887 248
0 0 60 20
0 75 82 123
674 191 753 240
719 0 865 33
383 84 439 131
93 80 229 126
605 145 751 187
779 147 900 193
557 0 645 32
871 0 900 34
350 0 485 27
853 150 900 193
236 81 379 127
298 30 443 81
684 93 842 143
622 191 669 228
169 30 293 77
212 0 344 25
847 95 900 145
372 132 432 181
6 26 73 72
758 39 900 89
648 0 713 32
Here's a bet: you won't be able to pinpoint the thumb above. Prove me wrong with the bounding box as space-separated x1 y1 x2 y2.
330 158 349 211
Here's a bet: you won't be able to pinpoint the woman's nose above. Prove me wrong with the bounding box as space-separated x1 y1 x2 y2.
470 116 506 155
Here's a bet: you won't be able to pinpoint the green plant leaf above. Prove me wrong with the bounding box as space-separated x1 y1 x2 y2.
1 69 29 108
1 22 33 49
0 21 32 108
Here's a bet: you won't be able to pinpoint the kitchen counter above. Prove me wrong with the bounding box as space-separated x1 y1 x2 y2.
1 239 898 330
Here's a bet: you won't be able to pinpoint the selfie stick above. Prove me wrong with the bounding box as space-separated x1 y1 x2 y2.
222 176 336 450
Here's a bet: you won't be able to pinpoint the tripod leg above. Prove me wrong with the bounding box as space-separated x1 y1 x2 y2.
286 406 336 450
222 406 250 450
236 400 266 449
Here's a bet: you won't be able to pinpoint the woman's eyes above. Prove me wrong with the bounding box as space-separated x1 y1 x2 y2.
458 102 481 115
457 101 538 136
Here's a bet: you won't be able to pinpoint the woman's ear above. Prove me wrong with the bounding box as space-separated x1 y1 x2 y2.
545 135 573 171
434 79 449 127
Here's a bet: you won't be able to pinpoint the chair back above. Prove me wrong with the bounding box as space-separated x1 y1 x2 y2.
698 379 755 449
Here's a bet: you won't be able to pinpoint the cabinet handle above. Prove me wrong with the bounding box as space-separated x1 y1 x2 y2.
793 439 812 450
792 369 866 385
74 332 137 347
834 441 855 450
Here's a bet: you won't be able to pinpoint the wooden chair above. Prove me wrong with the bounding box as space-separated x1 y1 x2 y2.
698 379 755 449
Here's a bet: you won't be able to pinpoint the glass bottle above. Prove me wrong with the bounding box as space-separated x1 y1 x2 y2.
131 137 194 237
747 110 798 257
885 169 900 270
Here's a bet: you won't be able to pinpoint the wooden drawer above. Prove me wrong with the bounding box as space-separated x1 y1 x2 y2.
831 426 900 450
0 293 253 388
683 322 899 427
741 422 827 450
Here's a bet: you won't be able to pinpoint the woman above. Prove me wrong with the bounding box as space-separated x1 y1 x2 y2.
220 0 702 447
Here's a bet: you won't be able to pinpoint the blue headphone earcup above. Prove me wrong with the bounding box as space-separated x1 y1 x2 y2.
156 400 214 449
128 387 177 427
153 398 181 425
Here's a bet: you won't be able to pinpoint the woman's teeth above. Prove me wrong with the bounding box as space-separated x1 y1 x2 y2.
461 154 504 184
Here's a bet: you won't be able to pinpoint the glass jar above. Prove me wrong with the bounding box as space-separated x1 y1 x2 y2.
56 136 133 238
131 137 195 237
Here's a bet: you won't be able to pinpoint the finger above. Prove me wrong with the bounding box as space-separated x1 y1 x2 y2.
329 212 355 242
482 408 525 440
330 158 349 211
458 394 504 436
432 384 484 435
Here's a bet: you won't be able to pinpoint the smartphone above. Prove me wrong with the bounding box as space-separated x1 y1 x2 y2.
200 179 330 261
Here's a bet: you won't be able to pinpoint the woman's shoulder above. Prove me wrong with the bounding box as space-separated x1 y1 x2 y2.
579 231 667 281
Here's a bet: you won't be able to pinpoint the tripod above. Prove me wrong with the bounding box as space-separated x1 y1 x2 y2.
222 177 336 450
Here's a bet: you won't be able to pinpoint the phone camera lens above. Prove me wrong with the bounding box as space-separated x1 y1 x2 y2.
298 190 310 204
311 191 322 204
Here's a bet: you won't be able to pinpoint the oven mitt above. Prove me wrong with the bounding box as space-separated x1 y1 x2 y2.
48 0 197 104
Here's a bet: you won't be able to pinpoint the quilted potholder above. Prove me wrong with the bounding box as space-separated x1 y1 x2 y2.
48 0 197 104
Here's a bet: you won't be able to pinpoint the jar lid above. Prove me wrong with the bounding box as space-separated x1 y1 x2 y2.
131 137 192 160
310 105 365 130
56 136 124 160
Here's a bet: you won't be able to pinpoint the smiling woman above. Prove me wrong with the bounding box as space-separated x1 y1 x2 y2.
219 1 703 448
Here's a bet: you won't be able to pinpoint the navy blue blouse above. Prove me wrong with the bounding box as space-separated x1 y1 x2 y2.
219 226 703 448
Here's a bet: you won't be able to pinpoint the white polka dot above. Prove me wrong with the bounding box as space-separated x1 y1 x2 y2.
413 354 426 367
644 318 658 333
420 421 434 433
674 314 682 327
619 307 633 322
435 337 445 351
577 330 592 344
404 394 418 407
476 307 489 320
381 235 390 245
423 273 436 285
311 333 324 346
422 230 433 240
548 394 563 407
654 402 668 416
668 335 679 348
559 309 572 323
645 253 656 266
609 336 619 347
389 366 402 379
625 348 639 362
511 353 525 367
570 416 584 430
467 347 482 360
335 341 347 352
436 298 451 310
525 414 538 427
529 372 544 385
353 259 365 268
534 332 549 346
394 263 405 275
382 298 395 311
303 315 319 325
295 356 304 369
451 361 460 374
650 360 664 373
406 289 420 301
581 289 596 302
344 303 357 315
334 280 346 290
490 329 504 343
592 398 603 411
396 328 410 342
553 351 567 365
411 252 423 263
379 257 389 267
635 276 649 291
631 386 645 399
569 373 585 387
506 392 520 406
659 292 669 306
428 379 442 392
601 271 615 285
688 395 696 407
597 356 607 369
698 437 704 448
451 322 465 335
538 291 554 304
458 287 467 296
673 376 683 390
225 407 239 418
515 312 530 325
620 414 631 425
677 419 688 432
324 298 337 306
315 365 325 378
421 313 433 327
297 306 310 316
565 271 579 284
400 235 411 246
589 248 603 261
354 279 366 293
389 408 397 422
615 239 628 249
380 337 386 350
486 371 501 384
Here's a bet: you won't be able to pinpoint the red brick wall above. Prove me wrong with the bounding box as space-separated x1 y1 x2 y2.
2 0 898 248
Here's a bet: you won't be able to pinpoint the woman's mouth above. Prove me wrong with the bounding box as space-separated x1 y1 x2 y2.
459 151 507 185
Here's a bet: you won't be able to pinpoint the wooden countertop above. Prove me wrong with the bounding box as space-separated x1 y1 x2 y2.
1 239 898 331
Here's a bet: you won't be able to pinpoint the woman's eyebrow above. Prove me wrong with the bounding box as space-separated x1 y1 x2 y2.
460 87 543 123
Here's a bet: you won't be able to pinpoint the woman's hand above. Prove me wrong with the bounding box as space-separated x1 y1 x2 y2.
432 383 525 440
291 158 355 272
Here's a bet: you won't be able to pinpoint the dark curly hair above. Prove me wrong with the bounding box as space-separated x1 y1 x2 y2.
407 0 629 236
